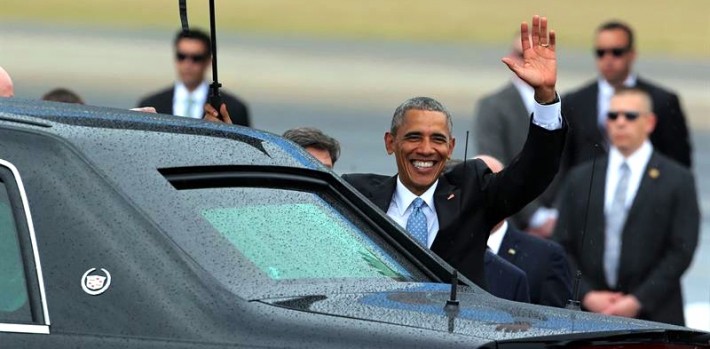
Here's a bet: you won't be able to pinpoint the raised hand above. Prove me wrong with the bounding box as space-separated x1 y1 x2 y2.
502 15 557 104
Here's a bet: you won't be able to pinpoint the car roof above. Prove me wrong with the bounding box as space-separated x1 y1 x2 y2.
0 97 321 171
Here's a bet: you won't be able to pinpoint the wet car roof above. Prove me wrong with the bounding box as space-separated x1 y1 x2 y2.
0 97 320 171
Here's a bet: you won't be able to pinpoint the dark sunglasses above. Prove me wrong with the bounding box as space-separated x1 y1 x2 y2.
595 47 629 58
176 52 208 63
607 111 641 121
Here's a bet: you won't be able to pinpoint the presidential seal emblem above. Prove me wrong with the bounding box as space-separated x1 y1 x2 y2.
81 268 112 296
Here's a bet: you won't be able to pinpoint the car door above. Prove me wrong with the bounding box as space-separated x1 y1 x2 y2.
0 159 51 342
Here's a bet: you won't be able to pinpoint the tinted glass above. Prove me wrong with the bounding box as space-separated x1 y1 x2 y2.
181 187 424 286
0 179 32 322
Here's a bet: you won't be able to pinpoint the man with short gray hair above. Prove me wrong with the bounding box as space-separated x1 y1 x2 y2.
283 127 341 169
342 15 568 289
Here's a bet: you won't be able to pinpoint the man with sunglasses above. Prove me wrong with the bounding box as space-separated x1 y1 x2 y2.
554 87 699 325
137 29 250 126
561 21 691 173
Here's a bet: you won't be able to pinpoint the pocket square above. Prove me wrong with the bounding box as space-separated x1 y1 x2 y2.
447 193 455 200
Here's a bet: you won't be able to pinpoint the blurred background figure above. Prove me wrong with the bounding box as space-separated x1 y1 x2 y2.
283 127 341 168
0 66 14 97
42 88 84 104
554 88 699 325
484 248 530 303
476 155 573 308
473 35 558 235
137 29 250 126
562 20 692 171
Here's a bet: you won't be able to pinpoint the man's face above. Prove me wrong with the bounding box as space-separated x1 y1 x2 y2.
606 93 655 155
175 38 210 87
595 29 635 85
385 109 455 196
305 146 334 168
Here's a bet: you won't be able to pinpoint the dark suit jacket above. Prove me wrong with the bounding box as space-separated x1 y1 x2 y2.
561 77 691 169
498 224 572 307
474 83 552 229
137 86 251 127
342 120 567 289
553 151 699 325
484 250 530 303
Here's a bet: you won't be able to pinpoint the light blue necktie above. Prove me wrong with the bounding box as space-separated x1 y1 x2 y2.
604 162 630 288
185 96 196 118
406 197 428 247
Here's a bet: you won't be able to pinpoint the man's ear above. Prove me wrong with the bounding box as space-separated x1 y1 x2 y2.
449 137 456 158
384 132 395 155
646 113 657 134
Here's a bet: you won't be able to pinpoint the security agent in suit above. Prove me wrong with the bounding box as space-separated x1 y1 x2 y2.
477 155 572 308
342 16 567 289
137 29 250 127
554 87 699 325
561 21 691 171
484 249 530 303
474 34 558 236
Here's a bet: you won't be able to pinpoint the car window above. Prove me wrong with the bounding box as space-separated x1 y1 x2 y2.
202 190 407 281
177 186 426 288
0 178 32 323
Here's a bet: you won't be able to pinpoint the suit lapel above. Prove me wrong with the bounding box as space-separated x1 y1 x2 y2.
583 84 607 150
619 152 661 273
431 176 460 247
498 227 519 263
166 88 177 115
587 157 608 283
366 176 397 212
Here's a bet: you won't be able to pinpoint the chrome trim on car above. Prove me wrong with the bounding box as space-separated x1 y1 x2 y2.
0 159 51 330
0 323 49 334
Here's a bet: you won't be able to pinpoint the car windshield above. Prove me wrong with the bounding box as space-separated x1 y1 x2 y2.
171 184 429 298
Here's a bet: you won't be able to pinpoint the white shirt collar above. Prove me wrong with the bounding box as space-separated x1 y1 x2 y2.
392 176 438 216
487 221 508 255
608 140 653 173
511 77 535 115
175 81 208 100
598 74 637 94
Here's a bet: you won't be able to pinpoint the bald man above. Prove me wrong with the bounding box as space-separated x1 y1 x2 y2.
0 66 14 97
477 155 573 308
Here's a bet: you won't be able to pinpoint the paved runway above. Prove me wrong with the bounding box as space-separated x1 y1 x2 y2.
3 24 709 329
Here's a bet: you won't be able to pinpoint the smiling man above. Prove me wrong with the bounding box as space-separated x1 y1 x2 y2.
342 16 567 288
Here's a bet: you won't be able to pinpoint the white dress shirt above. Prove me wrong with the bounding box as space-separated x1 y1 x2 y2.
604 141 653 213
386 99 563 247
173 81 208 119
487 221 509 255
597 75 637 130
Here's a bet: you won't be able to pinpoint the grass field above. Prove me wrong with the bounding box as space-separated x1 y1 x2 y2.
2 0 709 57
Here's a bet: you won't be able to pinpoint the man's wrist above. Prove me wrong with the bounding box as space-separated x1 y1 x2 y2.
534 88 558 104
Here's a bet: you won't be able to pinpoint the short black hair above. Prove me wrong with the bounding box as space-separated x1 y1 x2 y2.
42 88 84 104
173 29 212 56
597 20 634 50
283 127 341 165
